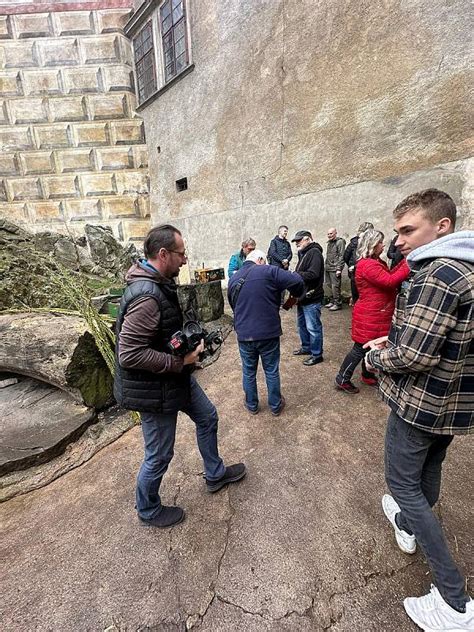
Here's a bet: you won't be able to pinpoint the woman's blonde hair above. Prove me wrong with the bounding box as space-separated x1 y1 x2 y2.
356 229 384 260
357 221 374 234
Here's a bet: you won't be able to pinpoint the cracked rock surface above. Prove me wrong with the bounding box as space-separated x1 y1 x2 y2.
1 309 472 631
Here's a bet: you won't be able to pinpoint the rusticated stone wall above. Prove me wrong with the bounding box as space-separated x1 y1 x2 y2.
0 4 151 243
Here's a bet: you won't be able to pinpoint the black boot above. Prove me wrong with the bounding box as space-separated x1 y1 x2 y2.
139 505 185 528
206 463 247 493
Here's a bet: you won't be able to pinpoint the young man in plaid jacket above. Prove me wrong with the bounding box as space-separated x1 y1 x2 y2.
364 189 473 631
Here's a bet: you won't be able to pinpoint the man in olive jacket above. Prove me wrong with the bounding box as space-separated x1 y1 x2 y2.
114 225 246 529
324 227 346 310
365 190 473 631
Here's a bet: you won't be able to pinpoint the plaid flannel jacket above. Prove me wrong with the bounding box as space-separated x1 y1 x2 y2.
366 257 473 435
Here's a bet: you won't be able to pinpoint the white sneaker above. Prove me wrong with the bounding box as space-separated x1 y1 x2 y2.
324 302 334 308
404 585 474 631
382 494 417 554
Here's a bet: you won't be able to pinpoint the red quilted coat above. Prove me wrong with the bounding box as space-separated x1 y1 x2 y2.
352 257 410 343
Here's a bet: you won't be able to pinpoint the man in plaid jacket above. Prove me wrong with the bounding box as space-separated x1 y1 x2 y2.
364 189 473 631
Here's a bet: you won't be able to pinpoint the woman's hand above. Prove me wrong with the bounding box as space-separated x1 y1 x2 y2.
363 336 388 351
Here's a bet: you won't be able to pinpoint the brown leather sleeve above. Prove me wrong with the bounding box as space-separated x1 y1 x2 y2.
118 296 184 373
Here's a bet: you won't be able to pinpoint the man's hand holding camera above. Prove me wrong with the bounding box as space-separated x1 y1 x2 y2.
183 339 205 365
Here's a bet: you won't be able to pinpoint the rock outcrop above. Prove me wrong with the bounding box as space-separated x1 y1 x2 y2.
0 312 114 409
0 218 138 311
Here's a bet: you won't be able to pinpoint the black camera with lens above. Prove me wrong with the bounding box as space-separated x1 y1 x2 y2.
167 320 223 360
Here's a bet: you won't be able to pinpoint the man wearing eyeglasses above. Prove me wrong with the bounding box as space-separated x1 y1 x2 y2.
291 230 325 366
114 224 246 529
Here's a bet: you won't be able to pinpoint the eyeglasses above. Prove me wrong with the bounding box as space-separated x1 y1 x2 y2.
167 249 187 257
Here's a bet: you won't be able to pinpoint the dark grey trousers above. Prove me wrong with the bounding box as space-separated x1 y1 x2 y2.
385 411 468 610
325 269 342 305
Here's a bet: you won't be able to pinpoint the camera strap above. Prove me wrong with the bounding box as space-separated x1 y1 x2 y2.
228 264 255 311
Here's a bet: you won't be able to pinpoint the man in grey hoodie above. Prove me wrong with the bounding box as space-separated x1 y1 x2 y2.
364 190 473 631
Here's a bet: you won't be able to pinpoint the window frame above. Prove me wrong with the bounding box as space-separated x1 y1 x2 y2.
133 20 158 105
159 0 189 84
128 0 194 109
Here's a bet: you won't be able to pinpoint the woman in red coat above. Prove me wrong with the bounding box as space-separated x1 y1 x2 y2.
335 229 410 393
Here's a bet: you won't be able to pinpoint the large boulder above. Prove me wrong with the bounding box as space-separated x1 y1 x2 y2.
0 218 138 311
85 225 138 275
177 280 225 322
0 312 114 409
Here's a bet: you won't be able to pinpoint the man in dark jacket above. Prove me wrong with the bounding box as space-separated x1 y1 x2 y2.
228 249 304 416
267 225 292 269
386 234 404 269
365 190 473 630
291 230 325 366
114 224 246 529
267 225 293 305
343 222 374 303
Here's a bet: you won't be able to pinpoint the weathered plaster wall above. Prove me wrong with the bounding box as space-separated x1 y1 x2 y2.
0 3 151 243
139 0 473 272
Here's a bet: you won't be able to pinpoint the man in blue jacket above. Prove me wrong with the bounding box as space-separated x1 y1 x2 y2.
228 249 304 416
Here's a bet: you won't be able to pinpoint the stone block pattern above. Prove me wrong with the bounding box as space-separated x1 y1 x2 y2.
0 8 150 243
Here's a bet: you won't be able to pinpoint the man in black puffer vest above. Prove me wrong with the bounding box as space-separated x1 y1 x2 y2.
114 224 246 528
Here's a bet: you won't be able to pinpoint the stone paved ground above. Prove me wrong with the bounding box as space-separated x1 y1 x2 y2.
1 308 472 631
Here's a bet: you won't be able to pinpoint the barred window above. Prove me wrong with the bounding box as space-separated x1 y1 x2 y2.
159 0 189 83
133 21 157 105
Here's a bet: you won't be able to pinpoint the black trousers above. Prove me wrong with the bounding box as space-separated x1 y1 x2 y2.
336 342 376 383
350 275 359 303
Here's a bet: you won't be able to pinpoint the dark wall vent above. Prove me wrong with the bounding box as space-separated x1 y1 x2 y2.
176 177 188 191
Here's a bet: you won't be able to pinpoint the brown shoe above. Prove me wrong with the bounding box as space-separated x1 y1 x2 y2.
272 395 286 416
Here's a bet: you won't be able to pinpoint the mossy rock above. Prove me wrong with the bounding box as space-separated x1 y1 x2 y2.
0 218 136 311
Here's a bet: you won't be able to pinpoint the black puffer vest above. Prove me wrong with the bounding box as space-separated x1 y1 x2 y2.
113 278 191 414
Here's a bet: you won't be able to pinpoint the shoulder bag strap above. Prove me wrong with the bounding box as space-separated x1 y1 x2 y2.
229 265 255 311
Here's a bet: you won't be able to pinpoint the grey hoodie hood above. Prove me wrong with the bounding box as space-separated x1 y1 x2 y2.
407 230 474 266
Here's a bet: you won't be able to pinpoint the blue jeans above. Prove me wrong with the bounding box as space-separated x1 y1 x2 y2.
385 411 468 610
297 302 323 357
136 375 225 520
238 338 282 413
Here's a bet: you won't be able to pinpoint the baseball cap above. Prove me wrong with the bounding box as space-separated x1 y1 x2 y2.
291 230 312 243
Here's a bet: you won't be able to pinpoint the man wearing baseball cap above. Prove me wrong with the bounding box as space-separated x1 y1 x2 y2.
291 230 325 366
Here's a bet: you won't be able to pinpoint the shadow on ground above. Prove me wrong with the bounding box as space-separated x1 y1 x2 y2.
1 308 472 631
